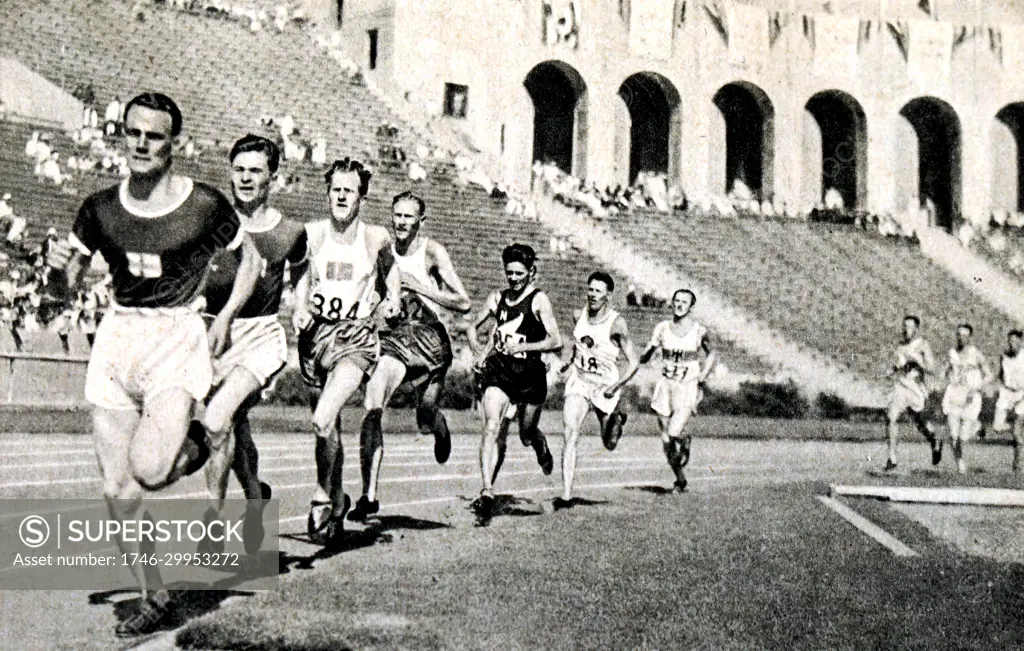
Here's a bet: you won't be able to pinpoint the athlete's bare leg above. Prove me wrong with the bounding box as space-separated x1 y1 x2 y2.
95 407 162 596
359 356 406 506
1013 416 1023 472
416 373 452 464
479 387 511 497
560 395 590 503
310 360 365 528
202 367 260 506
518 402 553 475
948 414 967 474
885 407 903 468
231 404 263 500
131 388 196 491
660 408 694 491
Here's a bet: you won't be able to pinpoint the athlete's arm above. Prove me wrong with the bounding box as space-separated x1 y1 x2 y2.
467 291 499 361
699 331 717 382
558 308 582 374
372 228 401 320
507 291 562 356
605 316 640 396
920 341 936 376
208 234 263 356
637 323 663 365
50 201 100 300
291 267 312 332
402 242 471 313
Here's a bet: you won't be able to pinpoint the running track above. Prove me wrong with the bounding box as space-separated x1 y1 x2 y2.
0 432 1006 651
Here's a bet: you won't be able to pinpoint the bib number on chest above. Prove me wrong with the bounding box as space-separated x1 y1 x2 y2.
576 354 600 374
311 293 360 321
125 252 162 278
495 330 527 359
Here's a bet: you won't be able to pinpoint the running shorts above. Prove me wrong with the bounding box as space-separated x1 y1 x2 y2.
477 352 547 405
380 321 453 389
298 316 379 389
211 316 288 388
85 308 211 411
651 376 702 419
564 366 620 414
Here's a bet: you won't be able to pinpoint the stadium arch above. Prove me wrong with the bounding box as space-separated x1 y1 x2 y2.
617 72 682 184
803 90 867 210
992 103 1024 213
524 60 588 177
712 81 775 200
897 97 962 231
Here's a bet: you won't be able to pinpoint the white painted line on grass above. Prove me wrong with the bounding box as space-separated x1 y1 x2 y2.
817 495 918 558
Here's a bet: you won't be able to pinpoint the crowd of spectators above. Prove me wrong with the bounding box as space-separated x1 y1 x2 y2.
957 211 1024 278
0 194 110 353
129 0 309 34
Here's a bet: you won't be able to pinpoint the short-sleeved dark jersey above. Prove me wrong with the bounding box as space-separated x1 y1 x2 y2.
204 208 308 318
70 179 239 309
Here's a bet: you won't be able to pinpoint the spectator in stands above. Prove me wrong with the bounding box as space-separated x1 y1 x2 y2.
408 160 427 181
0 194 11 221
626 284 638 307
311 136 327 166
104 96 123 136
0 99 6 121
957 221 976 247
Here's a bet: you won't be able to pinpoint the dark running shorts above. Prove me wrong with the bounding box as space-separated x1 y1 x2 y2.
298 316 379 389
476 353 547 405
380 321 453 389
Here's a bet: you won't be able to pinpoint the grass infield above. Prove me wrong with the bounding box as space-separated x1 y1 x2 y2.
175 480 1024 651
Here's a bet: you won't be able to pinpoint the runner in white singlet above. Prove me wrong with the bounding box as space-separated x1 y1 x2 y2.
994 330 1024 470
292 159 400 546
555 271 638 509
637 289 716 493
941 323 993 474
882 315 942 472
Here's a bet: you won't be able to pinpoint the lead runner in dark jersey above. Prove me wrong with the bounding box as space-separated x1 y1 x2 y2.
46 93 260 637
199 135 307 554
466 243 561 520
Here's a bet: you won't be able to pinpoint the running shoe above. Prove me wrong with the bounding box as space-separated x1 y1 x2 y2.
533 435 554 475
602 412 628 451
307 500 332 537
347 496 380 522
243 482 272 555
552 497 574 511
470 493 495 519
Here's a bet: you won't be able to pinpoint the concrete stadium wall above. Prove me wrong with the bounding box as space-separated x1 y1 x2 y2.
323 0 1024 222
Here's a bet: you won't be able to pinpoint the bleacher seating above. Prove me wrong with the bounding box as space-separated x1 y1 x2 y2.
597 207 1020 376
0 119 772 375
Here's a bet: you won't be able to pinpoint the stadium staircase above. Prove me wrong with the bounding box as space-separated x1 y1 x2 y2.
914 227 1024 325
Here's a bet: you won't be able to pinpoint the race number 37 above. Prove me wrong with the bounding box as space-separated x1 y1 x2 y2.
125 252 162 278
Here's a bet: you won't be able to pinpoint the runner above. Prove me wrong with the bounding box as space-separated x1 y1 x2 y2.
45 93 254 636
637 289 716 493
292 158 400 545
349 191 471 521
198 135 307 553
882 315 942 472
466 243 561 519
555 271 638 510
993 329 1024 470
941 323 993 474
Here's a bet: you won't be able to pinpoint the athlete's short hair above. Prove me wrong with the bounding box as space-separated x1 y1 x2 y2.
672 289 696 305
502 243 536 269
392 190 426 216
1010 329 1023 339
324 157 372 196
229 134 280 174
588 271 614 292
958 323 973 335
123 92 183 137
904 315 921 327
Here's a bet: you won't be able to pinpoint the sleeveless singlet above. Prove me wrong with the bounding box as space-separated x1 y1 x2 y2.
653 319 706 382
306 220 377 321
393 239 444 327
948 345 986 390
573 309 620 382
493 288 546 360
1002 352 1024 391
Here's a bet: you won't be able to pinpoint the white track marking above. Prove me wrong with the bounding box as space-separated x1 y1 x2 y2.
817 496 918 557
0 460 96 471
